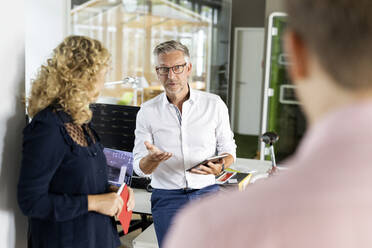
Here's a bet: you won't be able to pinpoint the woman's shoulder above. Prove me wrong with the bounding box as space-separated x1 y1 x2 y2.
25 106 69 137
23 106 70 156
30 106 62 126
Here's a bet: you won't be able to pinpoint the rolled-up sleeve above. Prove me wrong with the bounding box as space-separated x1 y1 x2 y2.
216 99 237 161
133 107 153 177
17 118 88 222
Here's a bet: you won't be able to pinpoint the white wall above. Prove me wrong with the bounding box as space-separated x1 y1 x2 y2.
0 1 27 247
0 1 69 247
25 0 70 99
266 0 286 17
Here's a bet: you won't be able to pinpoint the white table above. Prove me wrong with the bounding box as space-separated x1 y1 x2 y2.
132 158 272 214
131 158 272 248
231 158 272 183
232 157 271 174
132 223 158 248
132 188 152 215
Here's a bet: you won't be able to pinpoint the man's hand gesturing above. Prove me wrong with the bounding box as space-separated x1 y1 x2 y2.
144 141 172 162
139 141 172 174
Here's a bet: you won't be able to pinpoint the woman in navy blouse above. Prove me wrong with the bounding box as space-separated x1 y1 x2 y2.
18 35 135 248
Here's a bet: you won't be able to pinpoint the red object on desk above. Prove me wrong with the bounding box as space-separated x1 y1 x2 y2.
118 184 132 234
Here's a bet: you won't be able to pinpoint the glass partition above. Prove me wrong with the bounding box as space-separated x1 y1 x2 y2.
71 0 231 105
260 13 307 162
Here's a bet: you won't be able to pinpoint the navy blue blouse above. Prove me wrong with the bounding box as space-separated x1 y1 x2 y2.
18 106 121 248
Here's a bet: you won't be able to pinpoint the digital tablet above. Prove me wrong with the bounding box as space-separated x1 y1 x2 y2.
186 154 228 171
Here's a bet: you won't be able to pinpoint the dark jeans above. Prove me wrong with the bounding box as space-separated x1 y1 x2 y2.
151 184 219 247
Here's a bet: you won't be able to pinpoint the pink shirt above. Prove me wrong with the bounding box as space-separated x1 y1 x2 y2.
164 101 372 248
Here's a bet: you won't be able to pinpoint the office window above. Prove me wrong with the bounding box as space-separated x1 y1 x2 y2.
71 0 231 106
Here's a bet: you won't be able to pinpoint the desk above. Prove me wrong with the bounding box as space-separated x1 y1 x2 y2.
133 188 152 215
131 158 272 215
132 224 158 248
232 157 271 174
131 188 156 248
125 188 153 236
131 158 272 248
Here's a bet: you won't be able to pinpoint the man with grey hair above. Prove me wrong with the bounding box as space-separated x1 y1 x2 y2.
133 40 236 247
164 0 372 247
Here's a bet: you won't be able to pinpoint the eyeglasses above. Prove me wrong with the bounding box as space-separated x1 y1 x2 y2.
156 63 187 75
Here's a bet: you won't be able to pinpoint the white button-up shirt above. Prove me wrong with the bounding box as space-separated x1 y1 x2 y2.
133 88 236 190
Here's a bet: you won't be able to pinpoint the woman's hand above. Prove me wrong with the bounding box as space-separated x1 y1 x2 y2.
88 192 123 217
127 187 135 211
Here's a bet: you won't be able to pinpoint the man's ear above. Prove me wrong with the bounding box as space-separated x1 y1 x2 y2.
186 62 192 73
284 30 309 82
185 62 192 77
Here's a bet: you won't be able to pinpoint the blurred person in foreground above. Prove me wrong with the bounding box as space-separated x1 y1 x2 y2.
18 35 134 248
165 0 372 247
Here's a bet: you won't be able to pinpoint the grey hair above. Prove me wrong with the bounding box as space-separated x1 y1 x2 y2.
153 40 190 64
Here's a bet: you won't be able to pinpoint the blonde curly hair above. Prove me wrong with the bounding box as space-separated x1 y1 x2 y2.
27 35 110 124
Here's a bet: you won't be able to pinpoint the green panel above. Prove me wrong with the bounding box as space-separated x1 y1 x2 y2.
268 17 287 133
266 16 307 162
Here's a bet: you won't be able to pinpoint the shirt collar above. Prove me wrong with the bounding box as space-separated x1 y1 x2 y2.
161 84 197 106
189 87 197 104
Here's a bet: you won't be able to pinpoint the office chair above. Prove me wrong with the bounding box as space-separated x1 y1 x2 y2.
90 103 139 151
